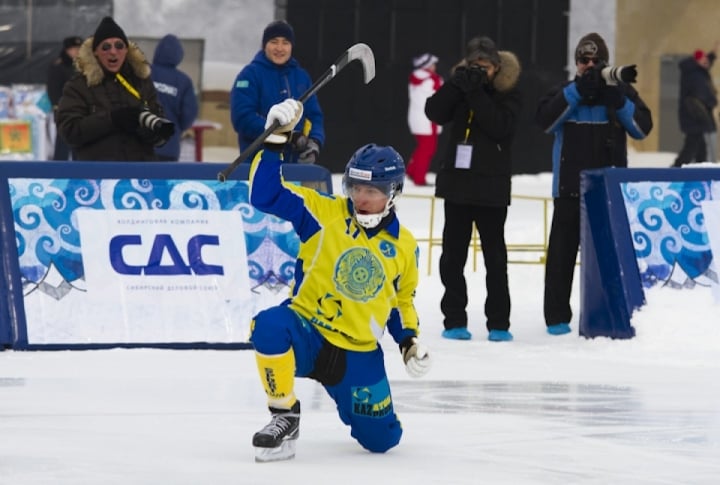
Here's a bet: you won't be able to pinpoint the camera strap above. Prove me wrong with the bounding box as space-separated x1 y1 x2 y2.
463 110 474 143
115 73 142 101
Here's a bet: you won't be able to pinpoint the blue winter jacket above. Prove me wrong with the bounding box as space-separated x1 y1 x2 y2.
151 34 199 160
536 79 653 198
230 50 325 163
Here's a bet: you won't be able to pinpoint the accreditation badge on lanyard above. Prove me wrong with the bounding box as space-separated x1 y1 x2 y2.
455 109 475 169
455 144 473 169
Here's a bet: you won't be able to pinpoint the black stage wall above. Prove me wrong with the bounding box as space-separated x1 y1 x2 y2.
0 0 112 86
287 0 569 174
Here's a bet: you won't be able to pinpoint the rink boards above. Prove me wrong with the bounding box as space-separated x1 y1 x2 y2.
0 161 332 350
580 166 720 338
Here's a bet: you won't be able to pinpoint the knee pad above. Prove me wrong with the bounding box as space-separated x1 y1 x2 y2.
250 306 295 354
351 418 403 453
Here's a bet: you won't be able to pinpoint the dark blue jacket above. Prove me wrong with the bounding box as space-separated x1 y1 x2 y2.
151 34 199 160
536 80 653 198
229 50 324 163
678 54 717 135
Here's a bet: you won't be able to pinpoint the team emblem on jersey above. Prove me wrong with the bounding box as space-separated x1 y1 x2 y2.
333 247 385 302
378 240 396 258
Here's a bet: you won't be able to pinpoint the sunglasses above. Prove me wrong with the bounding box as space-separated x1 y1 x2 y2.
100 41 126 52
578 56 600 65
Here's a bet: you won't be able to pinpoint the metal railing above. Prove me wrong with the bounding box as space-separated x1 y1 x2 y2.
399 194 552 275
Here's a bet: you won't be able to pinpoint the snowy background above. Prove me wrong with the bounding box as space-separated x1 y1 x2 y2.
1 151 719 484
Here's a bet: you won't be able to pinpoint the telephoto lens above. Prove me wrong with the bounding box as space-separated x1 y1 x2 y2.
138 109 175 146
600 65 637 85
139 110 166 131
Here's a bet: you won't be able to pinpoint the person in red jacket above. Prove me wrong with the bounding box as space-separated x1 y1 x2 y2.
406 53 443 186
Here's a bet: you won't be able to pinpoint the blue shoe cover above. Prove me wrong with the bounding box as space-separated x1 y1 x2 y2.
441 328 472 340
547 323 571 335
488 329 513 341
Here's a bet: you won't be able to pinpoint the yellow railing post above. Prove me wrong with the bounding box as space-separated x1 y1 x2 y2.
399 193 552 275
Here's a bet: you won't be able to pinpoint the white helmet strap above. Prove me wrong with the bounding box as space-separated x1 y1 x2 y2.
353 192 397 229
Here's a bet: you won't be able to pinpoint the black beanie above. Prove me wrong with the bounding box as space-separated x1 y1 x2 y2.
262 20 295 46
575 33 609 63
63 36 83 50
465 36 501 66
92 16 129 50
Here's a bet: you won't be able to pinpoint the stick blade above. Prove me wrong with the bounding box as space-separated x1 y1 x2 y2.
346 43 376 84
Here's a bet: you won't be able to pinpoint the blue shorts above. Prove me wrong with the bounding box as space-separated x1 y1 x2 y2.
250 304 403 453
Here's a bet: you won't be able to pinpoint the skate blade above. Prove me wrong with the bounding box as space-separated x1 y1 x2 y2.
254 439 297 463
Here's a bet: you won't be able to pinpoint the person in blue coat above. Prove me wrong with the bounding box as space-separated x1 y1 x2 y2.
151 34 199 161
230 20 325 164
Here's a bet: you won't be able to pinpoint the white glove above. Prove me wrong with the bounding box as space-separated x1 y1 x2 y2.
264 99 303 144
400 337 432 378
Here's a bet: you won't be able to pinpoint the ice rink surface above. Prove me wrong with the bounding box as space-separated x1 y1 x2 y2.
1 340 718 485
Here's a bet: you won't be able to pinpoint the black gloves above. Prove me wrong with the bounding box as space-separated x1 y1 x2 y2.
451 65 488 93
290 133 321 164
575 67 602 100
602 85 625 109
111 106 141 133
298 138 320 164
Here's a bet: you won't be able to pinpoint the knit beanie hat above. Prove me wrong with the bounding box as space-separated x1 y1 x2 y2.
262 20 295 46
575 32 609 63
413 53 438 70
465 36 501 66
92 16 129 51
694 49 705 61
63 36 83 50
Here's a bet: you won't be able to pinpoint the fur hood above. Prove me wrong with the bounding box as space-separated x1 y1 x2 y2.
74 37 151 87
452 50 521 93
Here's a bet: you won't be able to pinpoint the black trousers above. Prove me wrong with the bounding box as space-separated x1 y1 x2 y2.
673 133 706 166
439 201 510 331
52 135 72 160
543 197 580 326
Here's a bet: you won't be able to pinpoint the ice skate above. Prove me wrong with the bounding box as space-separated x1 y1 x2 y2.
253 401 300 463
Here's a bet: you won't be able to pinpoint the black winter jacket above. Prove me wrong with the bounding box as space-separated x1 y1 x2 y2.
425 51 522 206
678 54 717 135
47 50 76 108
56 37 164 162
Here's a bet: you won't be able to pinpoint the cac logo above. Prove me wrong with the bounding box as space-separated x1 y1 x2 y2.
109 234 224 276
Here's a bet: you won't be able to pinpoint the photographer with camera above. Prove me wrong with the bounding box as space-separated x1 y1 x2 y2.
536 32 653 336
425 35 522 342
57 17 174 161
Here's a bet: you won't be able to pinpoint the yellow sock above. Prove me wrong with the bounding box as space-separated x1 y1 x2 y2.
255 348 297 409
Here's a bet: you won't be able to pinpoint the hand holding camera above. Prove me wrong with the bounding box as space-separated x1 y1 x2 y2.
451 65 489 93
576 67 602 100
138 110 175 146
602 85 625 109
111 106 141 133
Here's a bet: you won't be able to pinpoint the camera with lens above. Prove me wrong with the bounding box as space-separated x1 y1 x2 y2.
138 109 175 147
596 62 638 85
466 65 489 85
